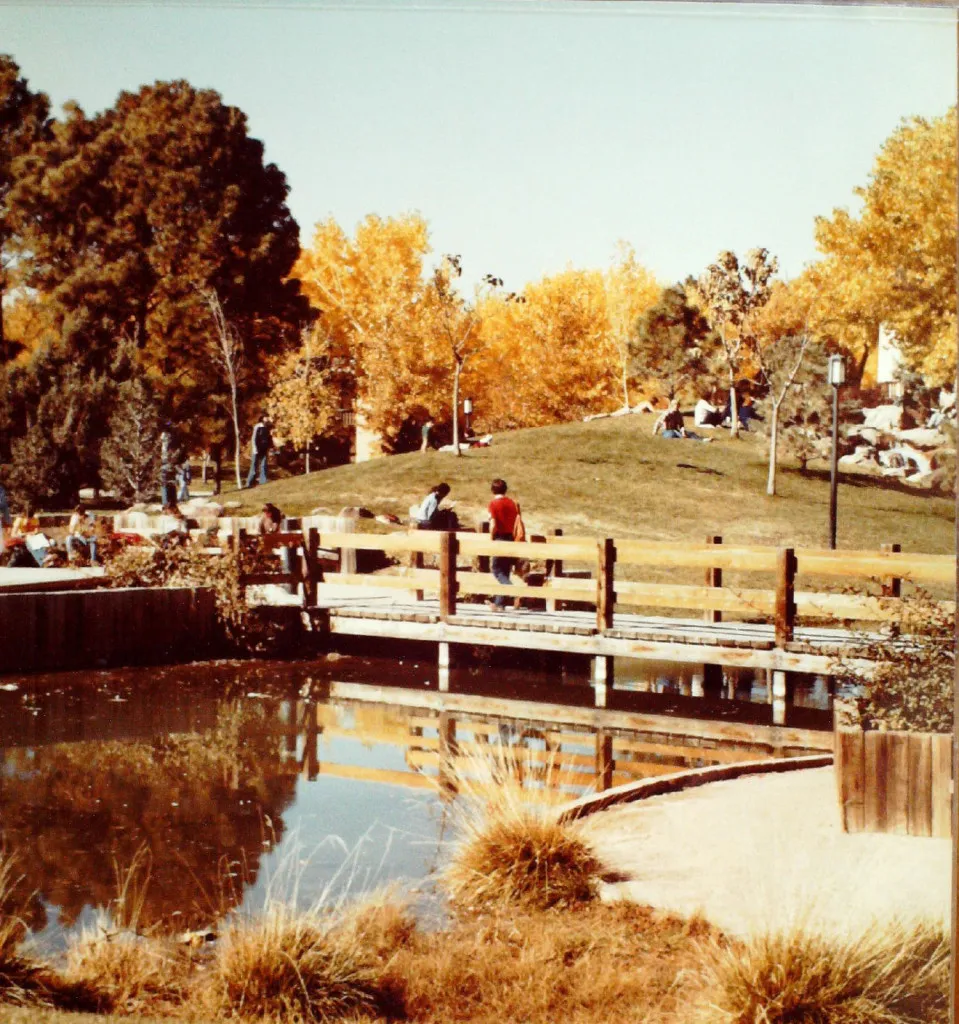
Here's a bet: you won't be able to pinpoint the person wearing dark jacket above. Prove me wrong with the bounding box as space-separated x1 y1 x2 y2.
246 417 273 488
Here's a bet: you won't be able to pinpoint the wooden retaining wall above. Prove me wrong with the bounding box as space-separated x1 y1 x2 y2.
834 728 952 838
0 586 219 674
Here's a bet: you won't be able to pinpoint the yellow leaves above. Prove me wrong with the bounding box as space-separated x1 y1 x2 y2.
814 107 956 383
292 213 441 445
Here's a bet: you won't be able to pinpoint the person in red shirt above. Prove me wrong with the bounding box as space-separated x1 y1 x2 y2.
488 478 519 609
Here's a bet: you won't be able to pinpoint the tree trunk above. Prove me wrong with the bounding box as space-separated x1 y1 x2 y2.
728 381 740 440
201 450 210 484
305 448 311 475
621 355 630 411
0 275 5 364
230 388 242 489
766 403 780 496
452 360 461 457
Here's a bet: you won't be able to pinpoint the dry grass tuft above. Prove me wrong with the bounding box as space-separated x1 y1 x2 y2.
441 749 605 912
692 919 949 1024
63 923 190 1015
388 901 712 1024
199 901 403 1022
0 854 56 1009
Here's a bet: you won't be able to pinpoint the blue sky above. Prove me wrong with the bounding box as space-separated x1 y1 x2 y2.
1 0 954 291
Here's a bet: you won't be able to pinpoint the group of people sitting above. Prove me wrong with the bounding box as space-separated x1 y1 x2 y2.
0 501 102 568
653 392 758 441
411 477 524 610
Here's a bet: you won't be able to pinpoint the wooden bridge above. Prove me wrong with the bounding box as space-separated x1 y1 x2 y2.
233 524 953 723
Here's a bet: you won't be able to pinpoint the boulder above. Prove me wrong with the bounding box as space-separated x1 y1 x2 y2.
894 427 949 449
861 405 903 431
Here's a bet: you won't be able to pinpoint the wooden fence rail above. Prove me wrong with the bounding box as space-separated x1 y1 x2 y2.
112 514 954 630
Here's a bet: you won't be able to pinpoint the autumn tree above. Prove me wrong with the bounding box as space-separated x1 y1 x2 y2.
605 242 659 408
99 377 162 502
755 338 831 484
267 325 350 472
293 214 444 448
4 353 113 508
204 289 246 488
630 282 716 400
0 55 49 362
814 107 956 384
698 248 778 438
427 255 496 455
8 80 309 427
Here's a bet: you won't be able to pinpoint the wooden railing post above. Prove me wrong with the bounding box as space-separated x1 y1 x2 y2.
880 542 902 597
478 521 490 574
775 547 796 646
303 528 319 607
412 549 425 602
439 531 458 619
597 538 615 631
546 527 563 613
704 534 722 623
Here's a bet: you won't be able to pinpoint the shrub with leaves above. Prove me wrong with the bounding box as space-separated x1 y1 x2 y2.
834 589 954 733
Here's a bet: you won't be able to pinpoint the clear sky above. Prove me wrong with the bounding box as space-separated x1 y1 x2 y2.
0 0 954 291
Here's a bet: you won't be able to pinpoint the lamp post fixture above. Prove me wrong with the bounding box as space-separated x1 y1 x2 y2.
463 397 473 434
828 353 846 550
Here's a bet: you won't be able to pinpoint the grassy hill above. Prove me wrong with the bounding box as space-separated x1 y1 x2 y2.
224 413 954 555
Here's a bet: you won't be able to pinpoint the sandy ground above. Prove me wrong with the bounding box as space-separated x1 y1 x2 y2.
580 766 951 940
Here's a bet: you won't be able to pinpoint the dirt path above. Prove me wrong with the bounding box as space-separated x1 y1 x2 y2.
580 766 950 939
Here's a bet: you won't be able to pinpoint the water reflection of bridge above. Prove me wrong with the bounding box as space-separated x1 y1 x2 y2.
258 682 832 799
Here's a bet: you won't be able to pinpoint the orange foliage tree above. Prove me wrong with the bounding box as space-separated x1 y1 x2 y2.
292 213 445 449
813 107 956 384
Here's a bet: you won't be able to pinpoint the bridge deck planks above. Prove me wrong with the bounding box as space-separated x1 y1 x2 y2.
312 594 881 673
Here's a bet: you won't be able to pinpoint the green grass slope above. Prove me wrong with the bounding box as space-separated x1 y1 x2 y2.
227 414 954 555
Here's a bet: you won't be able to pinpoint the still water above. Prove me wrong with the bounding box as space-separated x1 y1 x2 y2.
0 653 833 949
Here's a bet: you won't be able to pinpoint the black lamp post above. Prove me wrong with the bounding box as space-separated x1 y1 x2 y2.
828 354 846 550
463 397 473 434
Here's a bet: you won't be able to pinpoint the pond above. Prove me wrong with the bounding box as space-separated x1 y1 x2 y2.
0 652 834 950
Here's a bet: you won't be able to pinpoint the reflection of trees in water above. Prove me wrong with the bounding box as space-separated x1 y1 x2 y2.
0 703 297 934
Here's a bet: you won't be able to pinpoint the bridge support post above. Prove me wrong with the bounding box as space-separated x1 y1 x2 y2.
703 663 723 694
592 655 613 707
438 642 451 692
772 670 789 725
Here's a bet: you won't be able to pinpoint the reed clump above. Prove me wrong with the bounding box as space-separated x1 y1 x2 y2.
692 919 949 1024
198 901 404 1022
63 926 190 1015
440 750 605 912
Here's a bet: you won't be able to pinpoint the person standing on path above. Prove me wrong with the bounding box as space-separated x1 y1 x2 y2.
420 419 434 452
176 459 192 502
246 417 273 488
488 478 520 610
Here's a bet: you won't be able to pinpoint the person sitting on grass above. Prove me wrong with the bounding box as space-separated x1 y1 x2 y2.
652 399 711 442
66 503 99 565
11 504 53 566
412 483 457 530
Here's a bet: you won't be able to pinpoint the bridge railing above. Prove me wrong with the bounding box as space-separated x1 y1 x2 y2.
307 529 954 637
149 515 952 633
